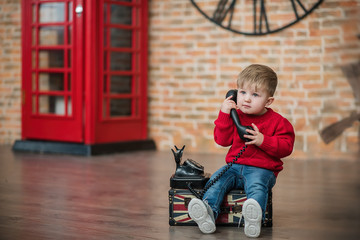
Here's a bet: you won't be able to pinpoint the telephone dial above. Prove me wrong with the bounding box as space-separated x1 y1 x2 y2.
170 90 254 199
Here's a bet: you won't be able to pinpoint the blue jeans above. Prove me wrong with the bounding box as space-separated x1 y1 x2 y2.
202 164 276 220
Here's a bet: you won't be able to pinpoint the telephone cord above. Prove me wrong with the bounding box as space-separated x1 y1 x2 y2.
187 145 247 199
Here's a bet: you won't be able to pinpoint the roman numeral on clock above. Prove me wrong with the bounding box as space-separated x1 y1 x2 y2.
253 0 270 34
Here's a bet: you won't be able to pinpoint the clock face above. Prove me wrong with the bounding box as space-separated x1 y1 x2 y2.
190 0 324 36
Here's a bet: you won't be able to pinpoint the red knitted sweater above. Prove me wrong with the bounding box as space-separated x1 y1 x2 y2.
214 108 295 177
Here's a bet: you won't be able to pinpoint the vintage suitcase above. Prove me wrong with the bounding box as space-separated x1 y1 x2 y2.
169 188 272 227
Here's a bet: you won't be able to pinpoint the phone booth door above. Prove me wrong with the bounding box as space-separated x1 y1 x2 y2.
90 0 148 144
22 0 84 142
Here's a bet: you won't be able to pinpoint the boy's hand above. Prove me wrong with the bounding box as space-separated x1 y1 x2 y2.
221 95 237 114
244 123 264 147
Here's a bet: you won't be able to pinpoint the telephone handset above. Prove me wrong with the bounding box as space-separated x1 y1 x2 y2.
225 89 254 142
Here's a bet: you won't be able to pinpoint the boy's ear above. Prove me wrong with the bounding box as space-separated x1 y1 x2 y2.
266 97 274 107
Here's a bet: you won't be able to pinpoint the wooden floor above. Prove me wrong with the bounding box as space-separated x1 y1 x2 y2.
0 145 359 240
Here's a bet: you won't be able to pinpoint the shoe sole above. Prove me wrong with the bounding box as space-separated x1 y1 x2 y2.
188 198 216 234
243 199 262 238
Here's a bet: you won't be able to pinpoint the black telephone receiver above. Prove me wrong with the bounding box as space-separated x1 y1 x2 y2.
225 89 254 142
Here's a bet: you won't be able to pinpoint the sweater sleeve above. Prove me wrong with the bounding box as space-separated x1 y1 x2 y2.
259 117 295 158
214 111 235 147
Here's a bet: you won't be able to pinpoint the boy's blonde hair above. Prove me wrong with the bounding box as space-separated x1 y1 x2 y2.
237 64 278 97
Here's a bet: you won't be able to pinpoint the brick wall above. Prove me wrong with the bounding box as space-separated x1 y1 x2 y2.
148 0 360 159
0 0 22 144
0 0 359 160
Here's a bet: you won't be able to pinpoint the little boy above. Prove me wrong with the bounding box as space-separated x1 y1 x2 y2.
188 64 295 238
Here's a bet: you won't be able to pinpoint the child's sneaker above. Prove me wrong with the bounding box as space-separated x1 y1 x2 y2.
243 198 262 238
187 198 216 234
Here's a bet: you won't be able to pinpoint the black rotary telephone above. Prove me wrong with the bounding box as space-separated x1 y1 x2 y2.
170 145 211 189
170 90 254 199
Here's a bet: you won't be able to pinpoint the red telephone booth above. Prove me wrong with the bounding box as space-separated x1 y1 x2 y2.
14 0 155 155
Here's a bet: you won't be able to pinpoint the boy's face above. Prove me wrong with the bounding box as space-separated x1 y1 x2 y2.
237 83 274 116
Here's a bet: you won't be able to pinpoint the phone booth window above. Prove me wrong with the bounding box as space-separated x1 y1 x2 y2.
102 2 141 119
30 2 73 117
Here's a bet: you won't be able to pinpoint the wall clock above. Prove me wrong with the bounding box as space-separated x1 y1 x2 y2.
190 0 324 36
